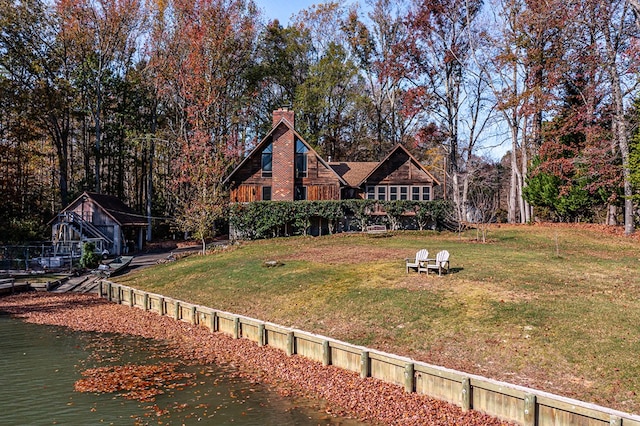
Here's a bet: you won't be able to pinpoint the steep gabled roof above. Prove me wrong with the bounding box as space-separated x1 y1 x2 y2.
359 144 441 186
60 192 147 226
329 162 379 187
224 119 347 186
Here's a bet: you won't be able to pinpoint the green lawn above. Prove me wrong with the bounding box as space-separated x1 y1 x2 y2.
116 224 640 414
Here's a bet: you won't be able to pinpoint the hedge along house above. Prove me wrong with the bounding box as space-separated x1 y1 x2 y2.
49 192 147 257
224 108 441 234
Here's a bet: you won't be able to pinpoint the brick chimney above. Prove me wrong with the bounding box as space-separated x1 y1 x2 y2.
273 107 294 128
272 108 295 201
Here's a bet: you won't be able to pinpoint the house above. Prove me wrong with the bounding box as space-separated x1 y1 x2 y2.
225 108 440 203
329 144 439 202
50 192 147 257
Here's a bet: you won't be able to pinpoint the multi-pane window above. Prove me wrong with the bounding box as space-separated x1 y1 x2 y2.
389 186 398 200
262 186 271 201
367 185 431 201
295 139 308 178
411 187 421 201
366 186 375 200
261 143 272 177
421 186 431 201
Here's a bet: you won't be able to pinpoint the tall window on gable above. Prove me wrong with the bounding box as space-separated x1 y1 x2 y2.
261 143 272 177
295 139 308 178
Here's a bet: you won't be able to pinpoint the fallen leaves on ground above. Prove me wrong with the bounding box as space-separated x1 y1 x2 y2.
0 292 512 425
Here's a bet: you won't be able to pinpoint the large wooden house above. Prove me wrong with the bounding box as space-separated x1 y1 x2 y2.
225 108 440 203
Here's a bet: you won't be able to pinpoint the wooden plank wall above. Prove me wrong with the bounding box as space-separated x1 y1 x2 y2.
306 184 340 201
98 281 640 426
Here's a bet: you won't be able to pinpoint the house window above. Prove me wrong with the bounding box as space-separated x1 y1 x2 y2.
295 139 308 178
366 186 375 200
411 187 421 201
261 143 273 177
411 186 431 201
400 186 408 200
295 185 307 200
262 186 271 201
389 186 398 200
369 185 427 201
422 186 431 201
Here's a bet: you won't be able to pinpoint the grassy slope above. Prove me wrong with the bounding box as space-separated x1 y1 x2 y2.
116 224 640 413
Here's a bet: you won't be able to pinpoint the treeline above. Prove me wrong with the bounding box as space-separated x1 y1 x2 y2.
1 0 640 243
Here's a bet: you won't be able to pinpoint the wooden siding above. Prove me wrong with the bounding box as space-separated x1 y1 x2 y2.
230 150 342 202
306 184 340 201
230 185 260 203
366 150 435 186
228 146 271 187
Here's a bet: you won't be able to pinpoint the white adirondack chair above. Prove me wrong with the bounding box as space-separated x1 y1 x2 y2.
419 250 450 275
405 249 429 273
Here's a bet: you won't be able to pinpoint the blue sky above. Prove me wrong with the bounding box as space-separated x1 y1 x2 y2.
253 0 320 23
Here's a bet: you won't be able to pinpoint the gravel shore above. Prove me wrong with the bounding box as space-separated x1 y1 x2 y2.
0 292 510 425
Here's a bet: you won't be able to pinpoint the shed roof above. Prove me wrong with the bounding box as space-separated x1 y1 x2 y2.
61 192 147 227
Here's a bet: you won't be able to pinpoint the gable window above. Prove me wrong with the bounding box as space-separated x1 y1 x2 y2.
389 186 398 200
295 139 308 178
262 186 271 201
366 186 375 200
261 143 272 177
411 187 421 201
422 186 431 201
367 185 431 201
295 185 307 200
400 186 408 200
411 186 431 201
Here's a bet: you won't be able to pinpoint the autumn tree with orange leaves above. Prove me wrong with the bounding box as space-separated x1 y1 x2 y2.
148 0 259 251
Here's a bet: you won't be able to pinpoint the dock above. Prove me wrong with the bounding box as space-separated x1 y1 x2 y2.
51 274 101 294
0 278 30 295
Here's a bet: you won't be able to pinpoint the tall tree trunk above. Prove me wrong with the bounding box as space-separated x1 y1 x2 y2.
520 135 531 223
604 15 634 235
94 81 102 193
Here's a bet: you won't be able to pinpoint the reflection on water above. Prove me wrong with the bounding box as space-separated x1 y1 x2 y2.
0 314 365 425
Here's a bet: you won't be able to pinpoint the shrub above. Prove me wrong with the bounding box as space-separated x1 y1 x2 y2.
79 242 101 269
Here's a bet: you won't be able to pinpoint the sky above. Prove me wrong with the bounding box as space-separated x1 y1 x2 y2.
253 0 320 23
251 1 509 159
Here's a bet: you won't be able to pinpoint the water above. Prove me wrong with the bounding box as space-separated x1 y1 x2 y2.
0 315 365 425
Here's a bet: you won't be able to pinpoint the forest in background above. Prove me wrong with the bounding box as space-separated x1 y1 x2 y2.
2 0 640 243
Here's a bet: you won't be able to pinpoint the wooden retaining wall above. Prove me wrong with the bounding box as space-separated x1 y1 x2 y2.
98 281 640 426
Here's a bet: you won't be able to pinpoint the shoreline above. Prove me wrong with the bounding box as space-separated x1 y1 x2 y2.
0 292 510 425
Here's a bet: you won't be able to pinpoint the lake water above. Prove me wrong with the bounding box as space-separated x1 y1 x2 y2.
0 314 366 425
